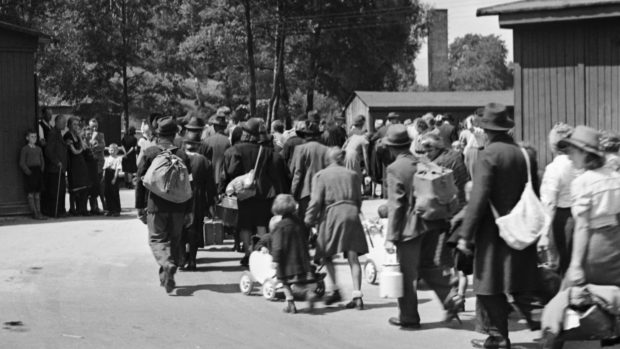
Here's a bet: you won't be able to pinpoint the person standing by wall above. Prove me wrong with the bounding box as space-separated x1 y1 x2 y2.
43 115 68 218
64 117 91 216
121 126 138 189
456 104 541 349
103 143 123 217
20 129 46 219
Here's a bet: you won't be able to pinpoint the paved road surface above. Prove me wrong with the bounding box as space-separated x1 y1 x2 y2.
0 190 608 348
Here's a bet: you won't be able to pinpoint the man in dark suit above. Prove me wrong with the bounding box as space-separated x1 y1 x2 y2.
290 113 328 218
43 115 68 217
281 118 306 168
457 104 541 349
383 124 452 329
200 114 231 190
136 117 193 294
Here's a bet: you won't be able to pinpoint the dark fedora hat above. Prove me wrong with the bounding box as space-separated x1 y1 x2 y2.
184 116 205 131
558 125 603 157
184 130 202 144
242 117 262 136
479 103 514 131
208 114 228 127
156 116 178 137
387 112 401 120
383 124 411 147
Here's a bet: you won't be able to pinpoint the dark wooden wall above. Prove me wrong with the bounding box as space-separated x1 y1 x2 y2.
0 29 39 215
514 19 620 166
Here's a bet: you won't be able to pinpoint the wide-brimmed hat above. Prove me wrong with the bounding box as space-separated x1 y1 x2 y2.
184 116 205 131
184 130 202 144
383 124 411 147
558 125 603 157
479 103 514 131
156 117 178 137
208 114 227 127
387 112 400 120
216 106 231 117
242 117 262 136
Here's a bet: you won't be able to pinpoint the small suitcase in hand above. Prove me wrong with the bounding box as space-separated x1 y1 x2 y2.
216 196 238 228
204 218 224 245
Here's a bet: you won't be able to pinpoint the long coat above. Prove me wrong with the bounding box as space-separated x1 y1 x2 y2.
385 153 419 243
290 140 328 200
187 152 217 248
271 215 313 282
458 133 540 295
199 132 230 186
305 164 368 258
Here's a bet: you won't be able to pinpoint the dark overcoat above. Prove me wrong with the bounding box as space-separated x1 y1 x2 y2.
271 215 313 282
385 153 419 243
198 132 230 186
187 152 217 247
290 140 328 200
458 133 541 295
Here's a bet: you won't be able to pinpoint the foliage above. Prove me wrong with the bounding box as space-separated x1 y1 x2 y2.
449 33 513 91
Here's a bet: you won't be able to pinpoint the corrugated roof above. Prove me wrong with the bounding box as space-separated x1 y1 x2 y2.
478 0 620 16
352 90 513 109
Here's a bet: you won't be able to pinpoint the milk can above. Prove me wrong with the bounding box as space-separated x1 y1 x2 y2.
379 256 403 298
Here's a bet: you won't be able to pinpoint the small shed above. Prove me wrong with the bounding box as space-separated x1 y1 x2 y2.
343 90 514 132
0 21 48 215
479 0 620 166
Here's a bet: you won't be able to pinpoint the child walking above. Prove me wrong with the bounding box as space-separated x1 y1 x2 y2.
269 194 318 314
19 129 46 219
103 143 122 216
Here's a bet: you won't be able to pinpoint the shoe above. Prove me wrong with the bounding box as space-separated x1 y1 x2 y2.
471 336 511 349
345 297 364 310
283 300 297 314
163 264 177 293
111 212 120 217
306 291 319 313
187 260 197 271
443 294 464 324
240 255 249 267
388 317 421 329
324 290 342 306
158 267 165 287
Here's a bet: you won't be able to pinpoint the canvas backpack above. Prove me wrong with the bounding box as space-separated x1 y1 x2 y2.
413 161 459 221
142 147 192 203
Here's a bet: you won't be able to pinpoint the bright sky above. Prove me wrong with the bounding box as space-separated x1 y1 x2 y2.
415 0 515 86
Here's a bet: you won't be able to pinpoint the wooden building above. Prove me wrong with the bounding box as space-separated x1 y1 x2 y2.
0 21 47 215
479 0 620 166
343 90 514 132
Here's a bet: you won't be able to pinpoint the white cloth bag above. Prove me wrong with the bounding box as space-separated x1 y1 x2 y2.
490 148 551 250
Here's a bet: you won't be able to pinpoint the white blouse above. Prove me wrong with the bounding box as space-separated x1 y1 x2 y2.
540 154 581 210
571 167 620 229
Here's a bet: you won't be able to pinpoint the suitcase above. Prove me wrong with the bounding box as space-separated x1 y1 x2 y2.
203 218 224 245
216 196 238 228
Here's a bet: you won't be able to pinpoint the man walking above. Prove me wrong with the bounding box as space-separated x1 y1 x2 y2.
89 118 106 213
290 112 328 218
199 114 231 190
136 117 193 294
457 103 541 349
383 124 452 329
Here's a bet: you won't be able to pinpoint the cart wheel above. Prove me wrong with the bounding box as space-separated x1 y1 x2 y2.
315 279 325 298
239 272 253 295
262 279 277 301
365 260 378 285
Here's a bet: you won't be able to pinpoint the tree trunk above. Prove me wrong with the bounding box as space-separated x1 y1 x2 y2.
121 0 129 133
243 0 257 118
306 1 321 112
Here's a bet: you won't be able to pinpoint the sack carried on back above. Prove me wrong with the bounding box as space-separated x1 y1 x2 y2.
142 147 192 203
413 161 459 221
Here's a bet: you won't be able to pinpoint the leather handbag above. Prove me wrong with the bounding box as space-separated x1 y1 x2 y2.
489 148 551 250
226 146 263 201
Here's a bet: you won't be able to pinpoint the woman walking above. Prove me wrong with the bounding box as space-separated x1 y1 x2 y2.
64 117 91 216
222 118 289 266
305 147 369 310
121 126 138 189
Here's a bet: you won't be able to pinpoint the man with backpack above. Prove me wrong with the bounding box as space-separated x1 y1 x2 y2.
382 124 453 329
136 116 193 294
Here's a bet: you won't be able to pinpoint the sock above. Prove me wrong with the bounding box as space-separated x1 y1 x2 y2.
352 290 363 299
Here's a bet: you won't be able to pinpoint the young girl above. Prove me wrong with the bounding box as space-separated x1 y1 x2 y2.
103 144 122 216
19 129 45 219
269 194 317 314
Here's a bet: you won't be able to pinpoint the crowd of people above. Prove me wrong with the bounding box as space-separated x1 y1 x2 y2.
24 101 620 348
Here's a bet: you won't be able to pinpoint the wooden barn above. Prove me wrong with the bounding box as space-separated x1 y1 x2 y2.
0 21 47 215
479 0 620 166
343 90 514 132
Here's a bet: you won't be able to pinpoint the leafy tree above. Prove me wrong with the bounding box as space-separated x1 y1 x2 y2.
449 33 513 91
